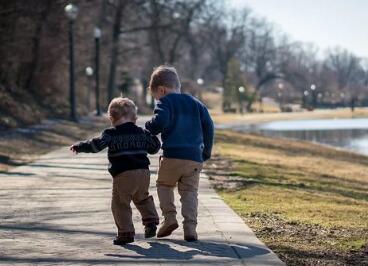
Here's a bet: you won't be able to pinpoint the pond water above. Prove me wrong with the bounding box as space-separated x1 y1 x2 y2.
223 118 368 156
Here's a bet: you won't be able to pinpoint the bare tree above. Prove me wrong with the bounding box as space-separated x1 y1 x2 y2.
203 8 249 110
140 0 207 65
106 0 129 104
325 47 361 91
242 18 283 111
281 43 321 105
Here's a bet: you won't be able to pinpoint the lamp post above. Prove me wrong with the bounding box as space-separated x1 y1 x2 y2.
310 84 317 108
85 67 94 112
94 27 102 116
278 83 284 111
196 78 204 100
340 92 345 107
65 3 78 122
303 90 309 108
238 86 246 114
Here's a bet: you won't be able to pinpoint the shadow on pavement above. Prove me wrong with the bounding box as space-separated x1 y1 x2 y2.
0 240 270 265
27 163 106 171
106 239 269 260
0 256 241 265
0 223 115 237
0 171 35 176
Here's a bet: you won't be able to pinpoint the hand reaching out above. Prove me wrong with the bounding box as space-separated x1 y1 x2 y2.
70 145 78 154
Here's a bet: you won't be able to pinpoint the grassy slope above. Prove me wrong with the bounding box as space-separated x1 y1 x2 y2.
208 130 368 265
0 116 109 172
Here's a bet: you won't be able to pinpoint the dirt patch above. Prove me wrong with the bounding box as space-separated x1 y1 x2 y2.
245 212 368 266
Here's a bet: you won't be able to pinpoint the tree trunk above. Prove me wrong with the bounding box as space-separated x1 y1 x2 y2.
107 0 124 105
246 89 258 112
25 1 52 93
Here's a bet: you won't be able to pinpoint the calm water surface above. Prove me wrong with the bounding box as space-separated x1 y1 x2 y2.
223 118 368 156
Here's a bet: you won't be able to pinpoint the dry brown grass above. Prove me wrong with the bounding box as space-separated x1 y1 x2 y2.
208 130 368 265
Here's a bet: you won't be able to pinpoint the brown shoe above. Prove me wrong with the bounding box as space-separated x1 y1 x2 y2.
144 224 157 239
113 232 134 245
184 235 198 242
157 221 179 238
184 226 198 242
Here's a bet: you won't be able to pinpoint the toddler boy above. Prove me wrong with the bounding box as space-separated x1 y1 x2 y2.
71 97 160 245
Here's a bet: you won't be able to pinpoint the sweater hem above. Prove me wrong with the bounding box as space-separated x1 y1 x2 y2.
163 148 203 163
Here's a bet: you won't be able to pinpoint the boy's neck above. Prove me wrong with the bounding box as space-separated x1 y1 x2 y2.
113 118 135 127
161 89 180 98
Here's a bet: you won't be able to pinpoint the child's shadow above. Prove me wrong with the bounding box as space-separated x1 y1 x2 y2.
105 239 269 261
106 241 201 260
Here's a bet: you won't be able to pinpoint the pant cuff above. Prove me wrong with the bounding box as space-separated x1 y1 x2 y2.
142 218 159 226
118 231 135 238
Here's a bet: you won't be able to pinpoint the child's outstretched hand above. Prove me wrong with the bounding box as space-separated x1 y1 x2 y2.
70 145 78 154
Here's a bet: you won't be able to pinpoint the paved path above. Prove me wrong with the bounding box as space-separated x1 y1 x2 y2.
0 124 284 265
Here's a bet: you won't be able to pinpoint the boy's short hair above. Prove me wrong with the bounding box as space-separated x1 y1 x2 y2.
108 97 137 121
149 65 181 92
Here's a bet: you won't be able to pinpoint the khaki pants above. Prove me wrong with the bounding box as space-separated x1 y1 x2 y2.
157 157 203 233
111 169 159 236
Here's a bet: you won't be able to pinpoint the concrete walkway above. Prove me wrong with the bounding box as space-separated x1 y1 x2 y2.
0 130 284 265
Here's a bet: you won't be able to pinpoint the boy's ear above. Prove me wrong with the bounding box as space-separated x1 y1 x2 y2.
157 86 166 94
108 115 115 124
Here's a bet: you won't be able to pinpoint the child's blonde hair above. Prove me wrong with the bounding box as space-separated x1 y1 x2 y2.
149 65 181 92
108 97 137 121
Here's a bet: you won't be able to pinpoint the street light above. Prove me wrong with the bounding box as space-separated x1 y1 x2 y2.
85 66 94 112
316 92 323 106
85 66 94 76
196 78 204 100
277 83 284 110
65 4 78 20
238 86 246 114
197 78 204 86
65 3 78 122
94 27 102 116
309 84 318 108
303 90 309 108
277 91 283 110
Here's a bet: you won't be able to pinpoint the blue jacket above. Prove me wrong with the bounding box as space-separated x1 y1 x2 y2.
145 93 214 163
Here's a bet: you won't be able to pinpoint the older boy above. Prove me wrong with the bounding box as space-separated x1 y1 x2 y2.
145 66 214 242
70 97 160 245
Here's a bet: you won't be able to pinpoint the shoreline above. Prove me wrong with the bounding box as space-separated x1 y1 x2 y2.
217 127 368 158
213 108 368 158
211 107 368 125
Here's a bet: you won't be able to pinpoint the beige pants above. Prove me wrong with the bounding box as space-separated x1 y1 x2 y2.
111 169 159 236
157 157 203 232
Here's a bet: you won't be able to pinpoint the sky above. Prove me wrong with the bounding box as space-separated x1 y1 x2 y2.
230 0 368 58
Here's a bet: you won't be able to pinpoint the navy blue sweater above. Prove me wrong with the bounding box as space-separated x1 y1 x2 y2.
73 122 161 177
145 93 214 162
